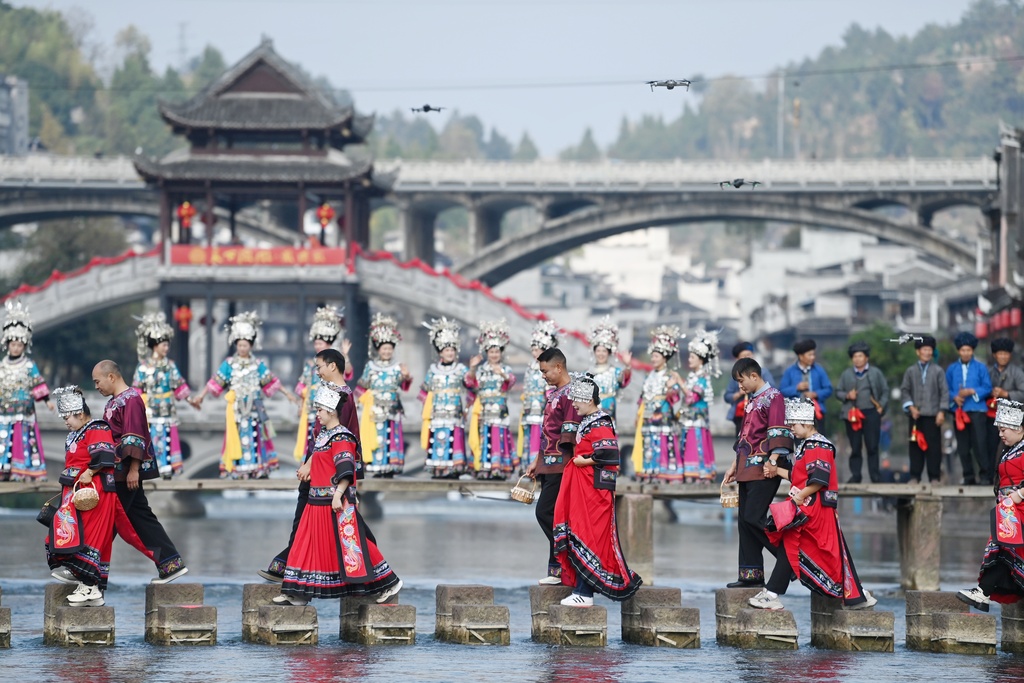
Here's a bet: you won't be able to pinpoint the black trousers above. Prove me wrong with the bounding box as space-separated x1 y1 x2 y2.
908 415 943 482
535 473 562 572
765 540 793 595
980 560 1024 598
116 481 183 573
737 477 782 581
957 415 992 484
845 409 882 483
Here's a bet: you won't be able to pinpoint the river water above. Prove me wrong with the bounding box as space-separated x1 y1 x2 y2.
1 489 1023 682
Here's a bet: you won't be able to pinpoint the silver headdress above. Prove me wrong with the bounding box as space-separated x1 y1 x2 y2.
313 383 342 412
530 319 559 351
647 325 680 359
425 317 461 353
568 374 599 403
784 397 816 425
477 318 511 353
369 312 402 349
2 300 32 350
135 311 174 359
53 385 85 418
226 311 262 349
994 398 1024 430
588 316 619 354
308 305 344 343
688 327 722 378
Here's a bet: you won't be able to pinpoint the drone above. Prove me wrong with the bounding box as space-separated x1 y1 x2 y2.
646 79 691 92
719 178 761 189
411 104 445 113
888 333 925 345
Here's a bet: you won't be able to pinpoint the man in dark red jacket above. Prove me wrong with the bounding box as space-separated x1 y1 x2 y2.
261 348 361 582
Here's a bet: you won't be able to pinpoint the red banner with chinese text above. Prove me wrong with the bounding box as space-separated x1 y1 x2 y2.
170 245 346 267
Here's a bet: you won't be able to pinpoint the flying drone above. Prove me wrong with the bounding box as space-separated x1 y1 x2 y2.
411 105 445 113
719 178 761 189
888 333 926 345
646 79 691 92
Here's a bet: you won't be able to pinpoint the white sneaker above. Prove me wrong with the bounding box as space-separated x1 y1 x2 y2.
151 566 189 584
847 591 878 610
538 576 562 585
66 583 104 607
957 586 991 612
272 593 309 606
748 588 784 610
51 568 78 585
376 579 403 603
560 593 594 607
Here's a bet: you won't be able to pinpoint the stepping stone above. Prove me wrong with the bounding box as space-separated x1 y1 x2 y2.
340 593 398 642
353 604 416 645
53 606 115 647
144 583 208 645
242 583 282 643
733 609 798 650
541 605 607 647
714 588 762 646
930 612 996 655
434 585 495 641
830 610 895 653
43 584 78 646
151 605 217 646
529 585 573 641
1002 601 1024 654
905 591 968 651
620 586 682 644
449 604 510 645
255 605 318 646
636 606 700 648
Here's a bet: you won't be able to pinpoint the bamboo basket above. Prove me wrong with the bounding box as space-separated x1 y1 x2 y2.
510 475 538 504
72 481 100 511
719 481 739 508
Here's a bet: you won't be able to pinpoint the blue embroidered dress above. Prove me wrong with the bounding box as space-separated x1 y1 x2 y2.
205 355 283 478
0 354 50 481
420 362 470 477
466 363 517 478
357 359 411 474
133 357 190 478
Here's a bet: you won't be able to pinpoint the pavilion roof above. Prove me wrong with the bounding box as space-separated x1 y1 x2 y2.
158 39 371 138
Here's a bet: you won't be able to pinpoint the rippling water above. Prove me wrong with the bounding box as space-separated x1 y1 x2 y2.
1 495 1023 682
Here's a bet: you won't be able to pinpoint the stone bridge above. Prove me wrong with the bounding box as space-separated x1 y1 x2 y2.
0 154 997 280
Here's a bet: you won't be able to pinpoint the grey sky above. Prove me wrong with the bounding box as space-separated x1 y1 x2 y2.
18 0 976 156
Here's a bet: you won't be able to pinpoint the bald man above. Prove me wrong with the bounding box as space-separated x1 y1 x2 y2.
93 360 188 583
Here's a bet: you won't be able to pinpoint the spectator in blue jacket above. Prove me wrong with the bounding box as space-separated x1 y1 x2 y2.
780 339 833 433
945 332 993 485
724 341 775 436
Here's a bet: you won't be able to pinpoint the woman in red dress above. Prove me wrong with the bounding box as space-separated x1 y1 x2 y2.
750 397 876 610
959 398 1024 611
276 384 403 605
554 374 642 606
46 386 120 607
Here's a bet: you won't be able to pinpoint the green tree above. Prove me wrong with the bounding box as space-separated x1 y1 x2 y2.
559 128 601 161
8 218 140 384
513 132 539 161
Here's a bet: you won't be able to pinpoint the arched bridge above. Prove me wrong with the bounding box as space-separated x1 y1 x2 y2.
0 154 997 280
1 246 592 367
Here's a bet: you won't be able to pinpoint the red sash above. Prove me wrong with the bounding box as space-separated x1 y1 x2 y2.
911 426 928 451
955 408 971 432
735 396 747 418
812 399 824 420
49 489 84 555
334 486 373 583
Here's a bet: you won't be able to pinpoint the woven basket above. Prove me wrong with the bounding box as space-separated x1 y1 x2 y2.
510 475 538 504
72 481 100 511
720 481 739 508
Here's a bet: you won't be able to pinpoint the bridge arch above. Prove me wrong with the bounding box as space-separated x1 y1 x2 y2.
453 195 977 286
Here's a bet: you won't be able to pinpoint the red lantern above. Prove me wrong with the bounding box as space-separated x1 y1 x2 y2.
173 305 193 333
176 201 196 229
996 311 1008 331
317 203 336 228
1012 307 1022 328
976 319 989 339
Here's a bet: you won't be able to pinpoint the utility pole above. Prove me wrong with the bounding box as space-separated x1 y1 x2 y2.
776 72 785 158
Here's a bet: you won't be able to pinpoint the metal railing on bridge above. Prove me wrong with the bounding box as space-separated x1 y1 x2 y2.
0 154 998 193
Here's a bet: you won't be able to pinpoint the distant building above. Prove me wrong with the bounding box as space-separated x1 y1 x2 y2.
0 76 29 155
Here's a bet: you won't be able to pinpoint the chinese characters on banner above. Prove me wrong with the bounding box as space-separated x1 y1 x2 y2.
170 245 346 266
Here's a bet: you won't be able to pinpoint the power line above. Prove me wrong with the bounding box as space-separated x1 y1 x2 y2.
17 52 1024 95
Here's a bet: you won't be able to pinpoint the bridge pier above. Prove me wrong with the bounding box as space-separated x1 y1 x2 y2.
896 496 942 591
470 204 503 253
403 205 436 265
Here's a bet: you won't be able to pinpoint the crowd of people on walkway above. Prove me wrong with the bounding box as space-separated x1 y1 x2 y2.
11 293 1022 612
